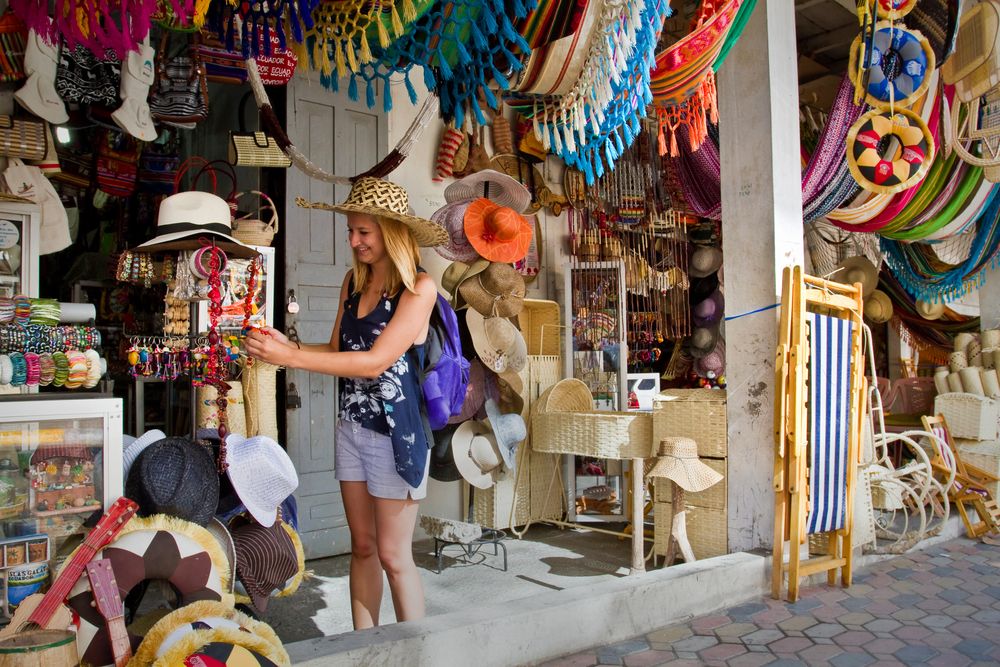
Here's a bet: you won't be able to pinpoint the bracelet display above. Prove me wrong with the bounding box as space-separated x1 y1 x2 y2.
24 352 40 386
38 352 54 387
9 352 26 387
0 354 11 385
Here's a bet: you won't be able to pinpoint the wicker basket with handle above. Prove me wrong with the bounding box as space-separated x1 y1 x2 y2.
532 410 654 458
233 190 279 247
933 392 1000 440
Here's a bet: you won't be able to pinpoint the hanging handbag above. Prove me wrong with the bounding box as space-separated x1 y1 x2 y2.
232 190 279 246
193 30 297 86
3 158 71 254
54 43 122 107
149 33 209 126
228 93 291 168
138 130 180 194
0 115 46 161
96 131 139 198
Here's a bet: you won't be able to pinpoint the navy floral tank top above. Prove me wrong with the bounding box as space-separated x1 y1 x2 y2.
339 274 429 487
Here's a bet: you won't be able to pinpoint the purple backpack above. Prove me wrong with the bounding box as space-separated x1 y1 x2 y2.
420 294 471 430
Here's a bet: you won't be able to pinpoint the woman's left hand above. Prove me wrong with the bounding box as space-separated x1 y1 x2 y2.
244 328 295 367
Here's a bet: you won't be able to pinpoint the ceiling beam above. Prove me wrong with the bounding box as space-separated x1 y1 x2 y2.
799 23 860 56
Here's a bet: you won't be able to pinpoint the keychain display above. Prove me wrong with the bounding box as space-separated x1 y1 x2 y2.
163 287 191 336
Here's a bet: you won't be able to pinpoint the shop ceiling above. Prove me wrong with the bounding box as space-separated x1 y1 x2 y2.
660 0 857 112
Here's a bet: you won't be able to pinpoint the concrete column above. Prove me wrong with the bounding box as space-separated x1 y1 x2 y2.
981 265 1000 331
718 0 804 552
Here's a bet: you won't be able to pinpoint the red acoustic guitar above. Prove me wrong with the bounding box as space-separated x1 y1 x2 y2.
0 497 138 639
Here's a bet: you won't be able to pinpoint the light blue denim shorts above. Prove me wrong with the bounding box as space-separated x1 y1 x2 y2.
334 419 429 500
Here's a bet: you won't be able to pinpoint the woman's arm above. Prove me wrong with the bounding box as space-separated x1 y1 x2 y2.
245 273 436 378
248 273 350 355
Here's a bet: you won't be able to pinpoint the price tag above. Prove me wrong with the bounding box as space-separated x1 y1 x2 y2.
0 220 19 250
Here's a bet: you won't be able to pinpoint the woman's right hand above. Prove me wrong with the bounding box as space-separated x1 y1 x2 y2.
256 327 294 348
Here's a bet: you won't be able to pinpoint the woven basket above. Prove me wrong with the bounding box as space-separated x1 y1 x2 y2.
653 459 727 510
243 360 279 440
933 392 1000 440
653 390 728 458
518 300 561 356
232 190 278 247
653 501 727 559
528 356 564 521
197 381 246 436
532 410 653 458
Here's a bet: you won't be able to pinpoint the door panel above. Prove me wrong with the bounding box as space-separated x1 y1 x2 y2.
286 76 386 558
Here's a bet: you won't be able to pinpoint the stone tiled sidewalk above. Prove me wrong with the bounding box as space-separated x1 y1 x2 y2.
543 539 1000 667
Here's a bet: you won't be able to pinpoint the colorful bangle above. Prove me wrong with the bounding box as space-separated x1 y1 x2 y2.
0 354 11 385
0 298 13 324
24 352 39 386
12 295 30 325
83 349 102 389
28 299 60 326
191 246 228 280
52 351 68 387
38 352 54 386
9 352 26 386
65 350 88 389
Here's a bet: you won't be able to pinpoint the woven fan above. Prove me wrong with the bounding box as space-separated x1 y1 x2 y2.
940 0 1000 103
949 86 1000 180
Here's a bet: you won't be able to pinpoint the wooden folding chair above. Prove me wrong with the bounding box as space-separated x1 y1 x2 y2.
922 414 1000 538
773 266 865 601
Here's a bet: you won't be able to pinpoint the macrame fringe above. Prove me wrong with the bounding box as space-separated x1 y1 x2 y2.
656 72 718 158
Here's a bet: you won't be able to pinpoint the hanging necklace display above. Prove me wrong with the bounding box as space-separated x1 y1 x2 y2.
202 244 231 470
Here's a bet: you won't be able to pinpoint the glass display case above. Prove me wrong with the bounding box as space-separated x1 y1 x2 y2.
0 397 123 557
0 201 40 300
563 261 629 522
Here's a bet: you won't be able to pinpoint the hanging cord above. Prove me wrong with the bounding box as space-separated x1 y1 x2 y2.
239 18 440 185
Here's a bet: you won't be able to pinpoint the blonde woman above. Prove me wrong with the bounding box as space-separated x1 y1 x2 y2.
246 178 448 629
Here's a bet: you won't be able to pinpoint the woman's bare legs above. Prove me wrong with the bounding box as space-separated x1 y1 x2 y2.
374 496 425 622
341 481 382 629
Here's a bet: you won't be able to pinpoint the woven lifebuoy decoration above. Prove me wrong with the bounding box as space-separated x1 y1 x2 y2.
64 516 232 667
868 0 918 20
847 108 934 194
850 23 935 110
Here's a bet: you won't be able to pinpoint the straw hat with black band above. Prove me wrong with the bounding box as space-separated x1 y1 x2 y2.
296 177 448 247
134 192 259 259
444 169 531 213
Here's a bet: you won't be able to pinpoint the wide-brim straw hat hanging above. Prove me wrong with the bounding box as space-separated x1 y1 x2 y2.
458 261 526 318
296 177 448 247
465 308 528 374
451 420 504 489
441 259 491 309
445 169 532 213
124 437 220 527
135 192 259 259
863 289 894 323
647 437 724 492
834 256 879 296
689 246 723 278
484 398 527 471
432 200 481 263
916 299 946 320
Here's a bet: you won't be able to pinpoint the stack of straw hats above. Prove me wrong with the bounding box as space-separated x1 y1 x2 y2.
935 329 1000 398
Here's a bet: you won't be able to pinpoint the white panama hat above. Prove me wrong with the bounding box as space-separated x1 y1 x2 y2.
134 191 259 259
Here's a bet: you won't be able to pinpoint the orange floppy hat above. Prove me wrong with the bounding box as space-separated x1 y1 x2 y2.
463 197 533 263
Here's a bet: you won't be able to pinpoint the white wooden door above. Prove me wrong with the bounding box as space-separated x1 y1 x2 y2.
285 77 387 558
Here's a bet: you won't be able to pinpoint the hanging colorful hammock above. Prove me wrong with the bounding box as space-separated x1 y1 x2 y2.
12 0 158 57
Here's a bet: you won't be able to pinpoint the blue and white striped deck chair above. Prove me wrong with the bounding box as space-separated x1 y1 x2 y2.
806 312 853 535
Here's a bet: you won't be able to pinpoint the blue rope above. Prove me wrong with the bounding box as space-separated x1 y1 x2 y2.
724 303 780 321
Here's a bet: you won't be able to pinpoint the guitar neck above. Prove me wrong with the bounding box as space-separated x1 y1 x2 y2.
106 622 132 667
27 546 95 626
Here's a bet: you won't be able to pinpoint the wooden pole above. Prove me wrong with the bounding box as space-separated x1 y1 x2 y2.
630 457 645 574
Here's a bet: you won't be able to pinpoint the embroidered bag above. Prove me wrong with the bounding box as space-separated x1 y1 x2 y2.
96 131 139 197
54 43 121 106
149 33 209 126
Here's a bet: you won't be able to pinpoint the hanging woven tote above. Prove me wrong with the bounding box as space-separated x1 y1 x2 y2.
232 190 279 247
243 360 279 440
434 123 464 181
492 104 514 154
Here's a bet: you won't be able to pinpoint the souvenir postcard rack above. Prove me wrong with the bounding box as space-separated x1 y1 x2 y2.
773 266 865 601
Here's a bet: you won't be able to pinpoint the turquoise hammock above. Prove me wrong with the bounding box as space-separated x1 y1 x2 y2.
881 185 1000 303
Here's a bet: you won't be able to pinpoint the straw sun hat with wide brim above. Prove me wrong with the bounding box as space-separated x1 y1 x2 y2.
451 420 504 489
295 177 448 247
463 197 534 264
647 437 724 492
834 256 878 296
432 200 480 263
444 169 532 213
689 246 723 278
466 308 528 374
863 289 894 323
916 299 946 320
458 261 526 318
134 192 259 259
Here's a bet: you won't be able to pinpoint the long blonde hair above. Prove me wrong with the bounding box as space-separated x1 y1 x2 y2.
351 215 421 297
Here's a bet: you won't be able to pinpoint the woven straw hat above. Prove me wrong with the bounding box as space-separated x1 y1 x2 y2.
459 262 526 318
224 434 299 528
463 198 534 263
916 299 946 320
125 437 220 526
297 177 448 247
496 370 526 416
122 429 166 479
466 308 527 374
441 259 490 309
451 420 504 489
687 326 720 359
432 200 480 263
445 169 531 213
863 289 894 323
646 437 724 492
484 398 526 470
834 256 879 296
689 246 723 278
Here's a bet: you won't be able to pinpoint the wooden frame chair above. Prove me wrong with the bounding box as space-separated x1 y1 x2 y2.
773 266 865 601
922 414 1000 538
